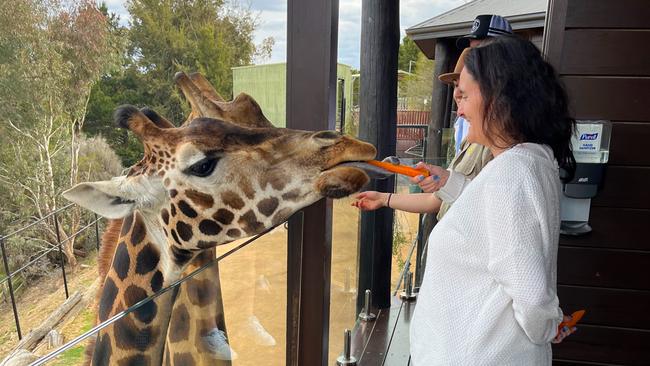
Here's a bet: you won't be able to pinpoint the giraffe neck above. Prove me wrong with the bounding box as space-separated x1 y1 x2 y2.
92 211 190 366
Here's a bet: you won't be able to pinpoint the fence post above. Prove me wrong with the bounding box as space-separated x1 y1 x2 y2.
1 238 22 339
53 213 69 299
94 214 100 251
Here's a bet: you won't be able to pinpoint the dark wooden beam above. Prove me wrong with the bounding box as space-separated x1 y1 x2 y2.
286 0 339 365
425 39 453 163
357 0 400 311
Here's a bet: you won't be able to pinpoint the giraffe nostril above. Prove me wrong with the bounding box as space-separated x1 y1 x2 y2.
313 131 341 140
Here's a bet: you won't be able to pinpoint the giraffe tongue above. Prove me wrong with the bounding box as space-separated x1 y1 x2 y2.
338 162 392 179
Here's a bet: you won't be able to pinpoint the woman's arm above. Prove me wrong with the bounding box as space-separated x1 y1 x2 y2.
484 181 562 344
353 191 442 214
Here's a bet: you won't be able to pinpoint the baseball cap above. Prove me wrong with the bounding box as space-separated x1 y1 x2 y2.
456 14 513 49
438 48 470 85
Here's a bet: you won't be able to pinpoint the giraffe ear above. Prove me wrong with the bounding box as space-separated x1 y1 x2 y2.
62 178 135 219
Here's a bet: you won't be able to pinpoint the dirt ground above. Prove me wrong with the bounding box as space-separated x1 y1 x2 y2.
0 195 420 365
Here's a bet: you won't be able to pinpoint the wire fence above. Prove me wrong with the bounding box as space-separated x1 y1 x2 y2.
0 204 101 341
0 202 287 365
29 223 279 365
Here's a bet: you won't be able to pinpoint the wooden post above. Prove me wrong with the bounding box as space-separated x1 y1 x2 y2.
357 0 400 311
286 0 339 364
425 39 454 164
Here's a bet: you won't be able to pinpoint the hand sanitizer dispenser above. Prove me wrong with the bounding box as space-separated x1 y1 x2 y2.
560 120 612 236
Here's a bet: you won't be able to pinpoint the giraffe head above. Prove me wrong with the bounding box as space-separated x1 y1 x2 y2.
63 93 375 258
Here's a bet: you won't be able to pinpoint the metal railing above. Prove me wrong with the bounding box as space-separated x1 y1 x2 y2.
0 204 101 340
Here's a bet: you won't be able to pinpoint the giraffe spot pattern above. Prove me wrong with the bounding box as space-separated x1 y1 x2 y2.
272 207 294 226
199 219 222 236
197 240 217 249
281 189 303 202
118 354 151 366
170 203 177 217
185 278 217 307
92 333 112 366
113 316 157 351
227 228 241 238
171 245 193 265
260 170 288 191
177 200 198 218
221 191 245 210
161 208 170 225
124 285 157 324
239 177 256 199
135 243 160 275
150 270 163 292
176 221 193 241
238 210 264 235
99 278 118 322
113 242 130 281
173 352 196 365
130 213 146 245
169 304 190 343
257 197 279 217
120 213 134 236
185 189 215 209
169 189 178 198
170 229 182 246
213 209 234 225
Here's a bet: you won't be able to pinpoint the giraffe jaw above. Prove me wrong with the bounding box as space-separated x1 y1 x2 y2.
315 166 372 198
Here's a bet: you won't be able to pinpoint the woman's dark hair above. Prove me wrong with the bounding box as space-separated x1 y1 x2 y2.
464 36 576 182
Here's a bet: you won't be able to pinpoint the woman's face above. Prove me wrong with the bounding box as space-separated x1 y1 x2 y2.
456 67 487 146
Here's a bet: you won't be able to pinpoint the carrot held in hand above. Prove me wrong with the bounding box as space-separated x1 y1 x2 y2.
367 160 430 178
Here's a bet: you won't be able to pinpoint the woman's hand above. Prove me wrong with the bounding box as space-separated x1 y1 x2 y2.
551 315 577 344
408 162 450 193
352 191 389 211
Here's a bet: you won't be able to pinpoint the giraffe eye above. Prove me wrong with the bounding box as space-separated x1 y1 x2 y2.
186 157 219 177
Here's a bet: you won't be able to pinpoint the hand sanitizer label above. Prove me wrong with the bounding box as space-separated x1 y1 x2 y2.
572 123 603 163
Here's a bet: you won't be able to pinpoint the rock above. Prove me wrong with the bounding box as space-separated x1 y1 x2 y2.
0 349 39 366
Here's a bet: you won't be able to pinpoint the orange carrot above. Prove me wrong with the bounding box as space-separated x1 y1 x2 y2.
559 310 585 330
367 160 430 178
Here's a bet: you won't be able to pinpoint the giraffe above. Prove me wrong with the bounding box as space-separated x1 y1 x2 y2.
63 76 376 365
163 71 274 365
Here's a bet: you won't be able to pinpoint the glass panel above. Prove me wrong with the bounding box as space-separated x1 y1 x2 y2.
390 167 424 294
217 230 288 366
329 197 361 363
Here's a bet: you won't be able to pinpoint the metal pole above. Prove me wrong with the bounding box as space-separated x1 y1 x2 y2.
1 238 22 339
53 213 69 299
94 213 100 251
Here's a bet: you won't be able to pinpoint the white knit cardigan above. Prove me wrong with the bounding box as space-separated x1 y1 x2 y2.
410 143 563 366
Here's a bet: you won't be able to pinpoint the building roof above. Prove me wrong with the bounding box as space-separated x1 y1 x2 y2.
406 0 547 41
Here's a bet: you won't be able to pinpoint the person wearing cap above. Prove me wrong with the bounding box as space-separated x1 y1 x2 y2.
354 36 577 364
408 15 514 220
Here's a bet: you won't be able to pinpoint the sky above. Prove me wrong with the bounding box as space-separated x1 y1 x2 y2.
104 0 468 69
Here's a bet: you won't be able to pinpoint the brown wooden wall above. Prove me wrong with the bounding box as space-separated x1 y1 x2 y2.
544 1 650 365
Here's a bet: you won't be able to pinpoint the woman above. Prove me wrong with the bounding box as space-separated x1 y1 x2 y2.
354 37 576 365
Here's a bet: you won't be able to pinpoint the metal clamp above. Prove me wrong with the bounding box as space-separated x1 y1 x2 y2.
399 271 417 301
358 289 376 321
336 329 357 366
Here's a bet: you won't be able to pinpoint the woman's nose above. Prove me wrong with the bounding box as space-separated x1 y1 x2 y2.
456 104 465 118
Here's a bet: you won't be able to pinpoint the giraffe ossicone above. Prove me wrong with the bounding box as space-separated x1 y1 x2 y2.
62 72 377 365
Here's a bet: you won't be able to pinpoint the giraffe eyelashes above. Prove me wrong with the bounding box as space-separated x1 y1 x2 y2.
185 157 220 177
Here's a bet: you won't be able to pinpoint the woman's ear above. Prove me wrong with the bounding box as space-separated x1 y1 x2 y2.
62 177 135 219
